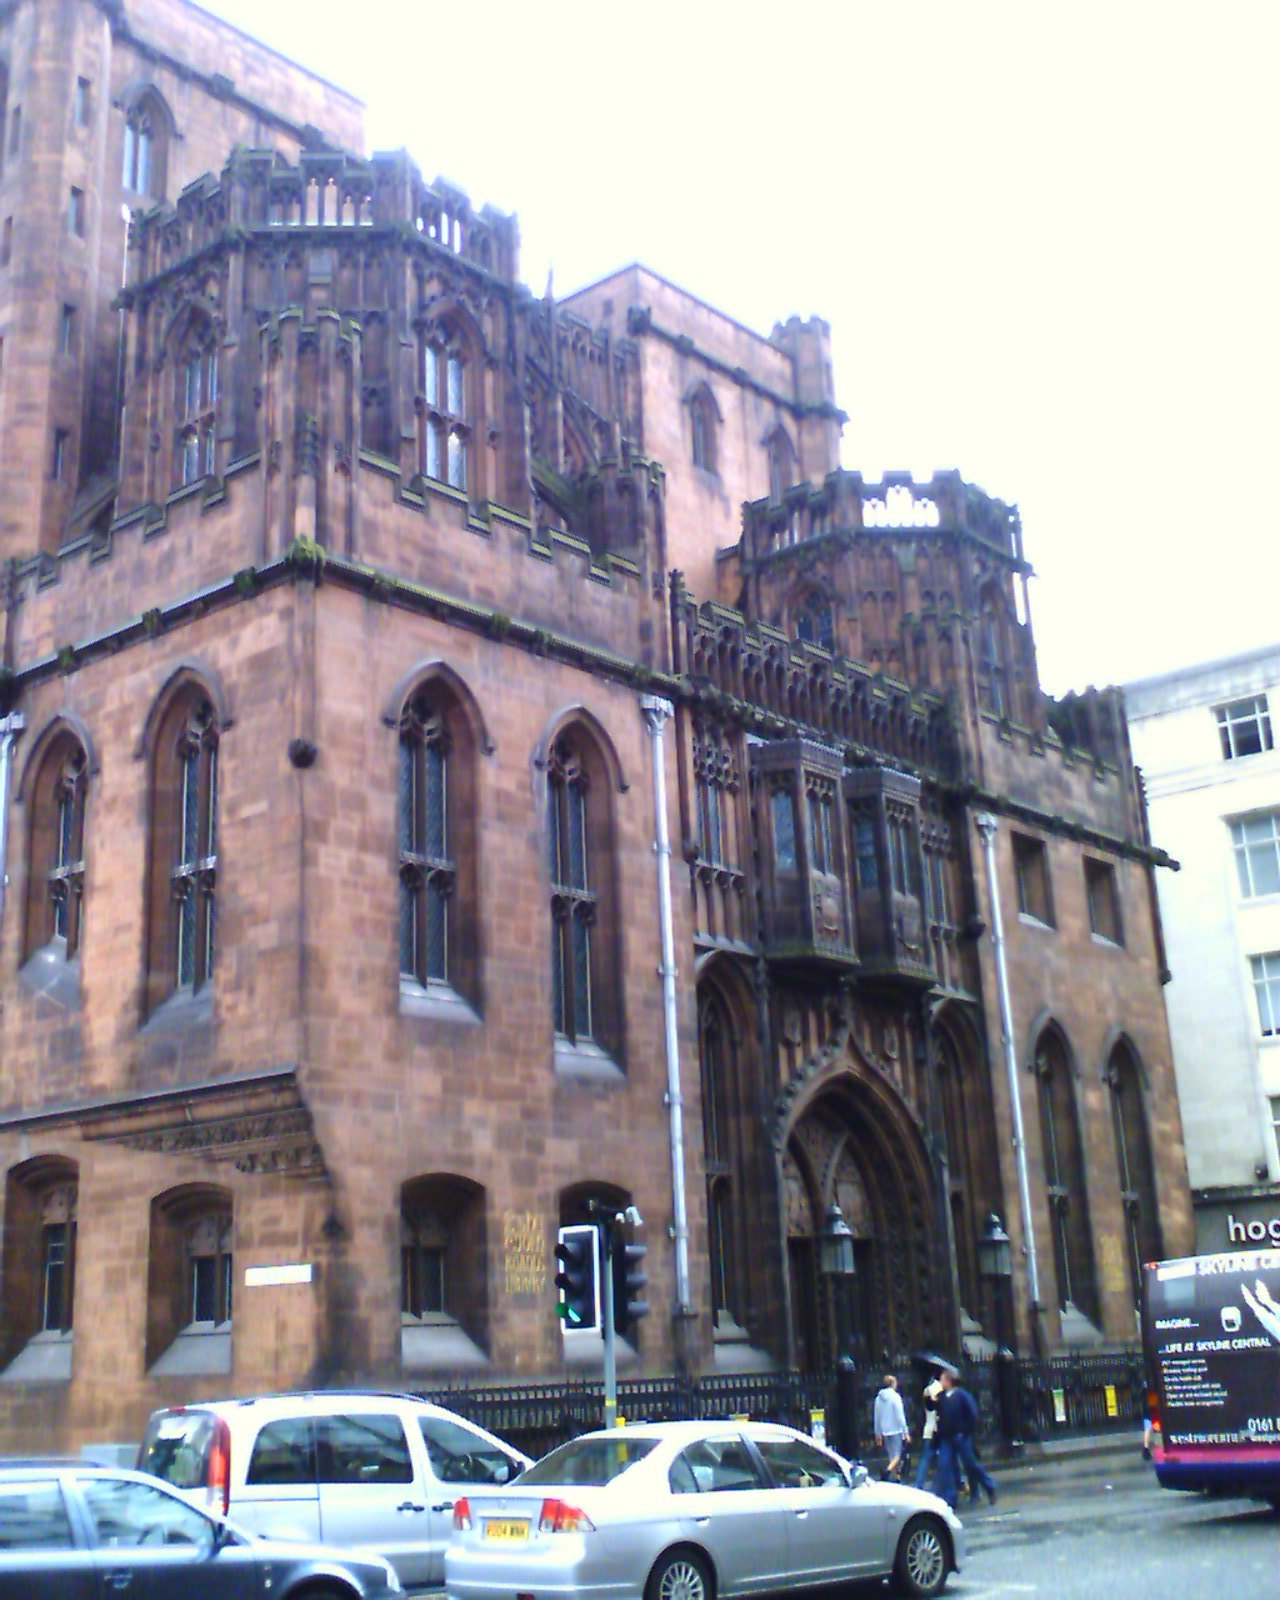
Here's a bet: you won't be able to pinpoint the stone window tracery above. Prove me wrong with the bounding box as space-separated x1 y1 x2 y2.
174 328 218 488
1106 1044 1161 1313
548 739 596 1044
976 588 1010 719
766 427 795 503
421 333 470 492
796 594 835 653
145 685 220 1015
24 731 88 965
399 693 454 988
1035 1030 1098 1325
122 91 169 200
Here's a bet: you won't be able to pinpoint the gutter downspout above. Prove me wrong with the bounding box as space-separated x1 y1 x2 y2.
0 714 26 935
974 812 1041 1316
641 694 692 1314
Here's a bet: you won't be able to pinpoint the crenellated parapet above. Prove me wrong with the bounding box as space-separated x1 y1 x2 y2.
733 468 1042 738
671 572 958 782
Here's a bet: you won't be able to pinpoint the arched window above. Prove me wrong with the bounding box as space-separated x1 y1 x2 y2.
394 672 481 1011
795 593 835 653
398 1176 487 1370
548 738 594 1044
121 90 170 200
1035 1029 1099 1326
400 693 453 987
421 329 470 491
145 683 219 1015
699 985 741 1331
1107 1043 1162 1313
689 386 718 475
0 1158 77 1381
976 588 1010 719
545 723 621 1059
146 1186 233 1375
174 324 218 488
23 729 88 964
766 427 795 503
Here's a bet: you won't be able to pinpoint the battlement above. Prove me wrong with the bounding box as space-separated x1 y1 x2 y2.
741 470 1024 567
124 146 519 288
672 575 958 781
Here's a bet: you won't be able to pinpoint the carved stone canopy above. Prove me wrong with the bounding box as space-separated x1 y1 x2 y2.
18 1067 328 1181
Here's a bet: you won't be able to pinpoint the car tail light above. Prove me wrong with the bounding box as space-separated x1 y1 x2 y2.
538 1498 594 1534
206 1417 231 1517
453 1497 473 1531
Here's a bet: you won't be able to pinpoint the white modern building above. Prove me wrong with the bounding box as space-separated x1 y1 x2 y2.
1123 644 1280 1254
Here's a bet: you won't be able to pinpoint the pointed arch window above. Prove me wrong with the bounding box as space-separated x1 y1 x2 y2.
146 688 219 1014
174 328 218 488
1107 1045 1161 1311
400 1175 488 1370
122 92 169 200
796 594 835 653
766 428 795 503
976 590 1010 719
399 693 454 987
422 333 470 491
548 740 595 1044
689 387 718 475
145 1186 233 1374
24 732 88 964
1035 1031 1098 1325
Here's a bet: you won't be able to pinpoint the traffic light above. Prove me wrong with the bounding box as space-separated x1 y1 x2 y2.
554 1225 599 1332
613 1234 649 1338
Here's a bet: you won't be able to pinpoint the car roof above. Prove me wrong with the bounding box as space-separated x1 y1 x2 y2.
558 1419 807 1443
150 1390 453 1417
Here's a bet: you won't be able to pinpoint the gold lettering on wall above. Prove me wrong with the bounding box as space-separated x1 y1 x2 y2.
504 1211 546 1298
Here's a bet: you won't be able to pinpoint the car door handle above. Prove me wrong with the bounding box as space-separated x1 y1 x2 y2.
106 1575 134 1592
432 1501 454 1513
792 1509 809 1519
397 1501 427 1513
694 1516 710 1525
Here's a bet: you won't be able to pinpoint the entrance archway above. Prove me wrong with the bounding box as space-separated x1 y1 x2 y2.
780 1060 939 1370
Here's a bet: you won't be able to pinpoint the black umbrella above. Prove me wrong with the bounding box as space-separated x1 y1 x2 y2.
912 1351 960 1377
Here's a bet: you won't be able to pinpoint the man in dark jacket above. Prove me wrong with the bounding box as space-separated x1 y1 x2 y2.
935 1368 997 1509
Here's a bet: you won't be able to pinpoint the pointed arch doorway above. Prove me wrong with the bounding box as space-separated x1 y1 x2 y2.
780 1071 938 1371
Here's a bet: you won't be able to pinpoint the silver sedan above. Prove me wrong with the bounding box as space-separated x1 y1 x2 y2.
444 1420 965 1600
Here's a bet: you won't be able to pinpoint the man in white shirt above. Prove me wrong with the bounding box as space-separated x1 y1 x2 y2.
872 1373 910 1480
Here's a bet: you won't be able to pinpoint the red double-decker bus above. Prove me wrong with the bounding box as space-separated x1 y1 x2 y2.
1142 1249 1280 1506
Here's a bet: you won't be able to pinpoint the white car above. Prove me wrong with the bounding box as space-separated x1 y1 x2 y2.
138 1390 531 1590
445 1420 965 1600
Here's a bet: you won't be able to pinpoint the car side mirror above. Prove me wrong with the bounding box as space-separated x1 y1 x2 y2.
847 1463 870 1490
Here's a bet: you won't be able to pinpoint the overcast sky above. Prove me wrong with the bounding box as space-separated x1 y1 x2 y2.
199 0 1278 696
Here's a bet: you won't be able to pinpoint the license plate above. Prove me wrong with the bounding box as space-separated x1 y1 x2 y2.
483 1519 530 1543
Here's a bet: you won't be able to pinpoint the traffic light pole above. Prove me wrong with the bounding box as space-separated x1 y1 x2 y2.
600 1222 619 1430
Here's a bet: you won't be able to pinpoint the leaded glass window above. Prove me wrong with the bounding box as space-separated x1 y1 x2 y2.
171 701 218 994
399 694 454 987
548 741 595 1042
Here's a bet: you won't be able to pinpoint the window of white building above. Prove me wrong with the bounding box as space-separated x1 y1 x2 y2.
1251 952 1280 1038
1231 812 1280 899
1216 695 1273 761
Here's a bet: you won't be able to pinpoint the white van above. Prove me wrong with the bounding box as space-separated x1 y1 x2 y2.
138 1391 531 1592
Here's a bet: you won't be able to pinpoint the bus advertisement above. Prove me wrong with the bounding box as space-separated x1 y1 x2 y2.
1142 1248 1280 1504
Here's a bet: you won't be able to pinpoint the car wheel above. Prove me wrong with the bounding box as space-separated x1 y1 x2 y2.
893 1514 950 1598
646 1547 714 1600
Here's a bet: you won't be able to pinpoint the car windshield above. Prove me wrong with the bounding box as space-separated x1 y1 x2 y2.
519 1436 658 1487
137 1412 216 1489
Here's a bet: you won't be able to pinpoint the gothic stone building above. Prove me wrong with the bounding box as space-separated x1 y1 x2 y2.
0 0 1193 1452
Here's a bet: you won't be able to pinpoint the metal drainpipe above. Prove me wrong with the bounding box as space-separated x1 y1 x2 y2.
0 714 26 935
974 811 1041 1308
641 694 692 1314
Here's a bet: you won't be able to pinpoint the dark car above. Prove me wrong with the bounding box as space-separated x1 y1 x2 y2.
0 1461 403 1600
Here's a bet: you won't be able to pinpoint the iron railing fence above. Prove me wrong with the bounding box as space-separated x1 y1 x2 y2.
413 1348 1146 1460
